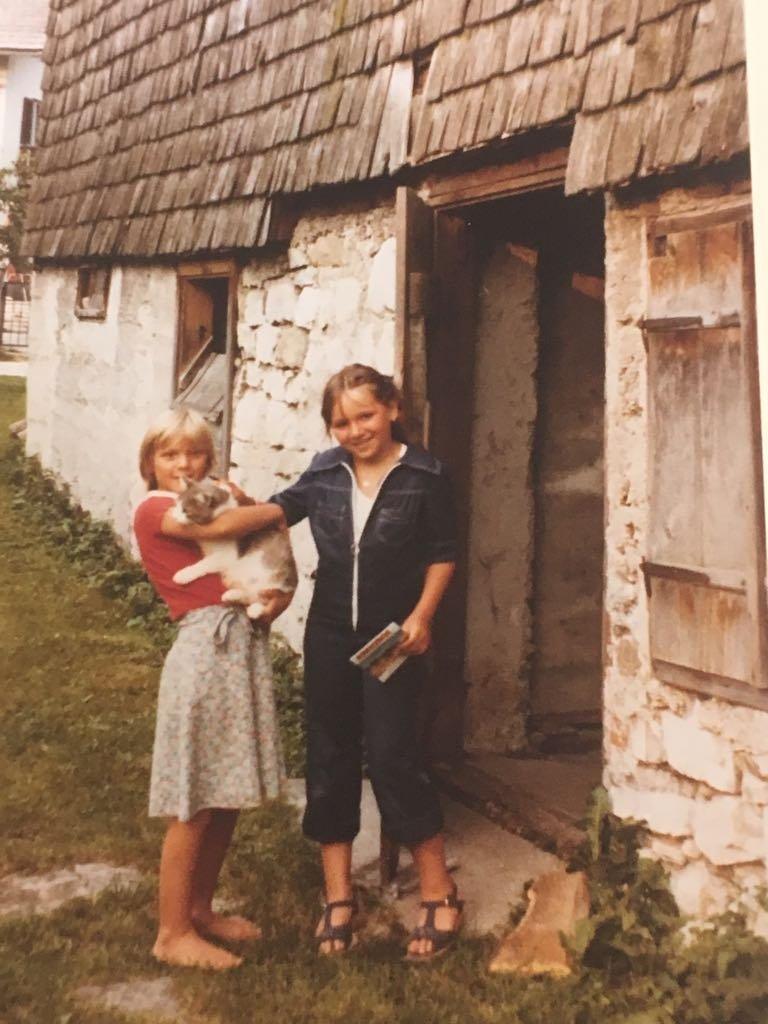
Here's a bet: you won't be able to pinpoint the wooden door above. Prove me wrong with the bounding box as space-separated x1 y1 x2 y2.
396 187 479 757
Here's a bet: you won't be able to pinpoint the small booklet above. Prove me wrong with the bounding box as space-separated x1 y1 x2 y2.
350 621 407 682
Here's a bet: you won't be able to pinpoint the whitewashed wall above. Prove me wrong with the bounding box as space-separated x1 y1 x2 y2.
26 266 177 539
603 181 768 930
231 198 397 649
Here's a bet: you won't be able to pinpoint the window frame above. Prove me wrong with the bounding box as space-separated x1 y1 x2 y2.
174 259 238 471
74 265 111 321
19 97 40 149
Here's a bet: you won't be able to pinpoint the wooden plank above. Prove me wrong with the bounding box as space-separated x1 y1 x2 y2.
421 147 569 209
649 578 753 682
648 328 702 567
647 221 743 324
741 220 768 689
642 561 747 593
426 210 478 759
653 659 768 712
394 186 433 442
178 258 236 278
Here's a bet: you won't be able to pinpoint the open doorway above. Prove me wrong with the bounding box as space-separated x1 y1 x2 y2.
409 185 606 846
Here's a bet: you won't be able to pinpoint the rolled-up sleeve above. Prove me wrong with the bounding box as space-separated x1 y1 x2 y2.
423 468 457 565
268 470 314 527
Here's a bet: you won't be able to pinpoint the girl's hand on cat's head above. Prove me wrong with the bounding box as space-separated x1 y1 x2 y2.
212 478 254 506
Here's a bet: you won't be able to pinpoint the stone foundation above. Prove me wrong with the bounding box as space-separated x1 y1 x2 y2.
603 178 768 926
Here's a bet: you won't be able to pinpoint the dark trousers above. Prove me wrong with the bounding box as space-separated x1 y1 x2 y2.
302 620 444 846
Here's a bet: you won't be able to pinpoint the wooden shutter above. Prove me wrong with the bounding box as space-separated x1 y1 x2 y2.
643 206 767 701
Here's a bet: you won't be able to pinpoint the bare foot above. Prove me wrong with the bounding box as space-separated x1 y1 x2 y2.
193 911 263 943
152 930 243 970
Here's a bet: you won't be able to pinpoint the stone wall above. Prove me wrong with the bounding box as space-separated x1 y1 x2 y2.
464 243 538 753
603 178 768 928
230 197 397 650
531 264 605 726
26 266 177 539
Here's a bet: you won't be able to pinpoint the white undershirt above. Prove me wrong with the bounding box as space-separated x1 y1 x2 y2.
352 487 375 544
349 444 407 628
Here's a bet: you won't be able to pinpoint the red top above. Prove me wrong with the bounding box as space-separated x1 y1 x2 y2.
133 494 225 620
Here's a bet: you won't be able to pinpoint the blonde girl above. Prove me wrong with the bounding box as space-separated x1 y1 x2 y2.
133 407 287 970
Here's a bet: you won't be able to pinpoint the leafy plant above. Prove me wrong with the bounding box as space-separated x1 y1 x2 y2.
0 151 36 273
569 788 679 980
563 788 768 1022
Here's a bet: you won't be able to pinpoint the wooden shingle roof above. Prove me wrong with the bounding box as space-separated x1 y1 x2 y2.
24 0 748 261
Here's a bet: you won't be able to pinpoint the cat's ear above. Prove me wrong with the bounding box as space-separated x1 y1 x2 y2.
181 476 193 491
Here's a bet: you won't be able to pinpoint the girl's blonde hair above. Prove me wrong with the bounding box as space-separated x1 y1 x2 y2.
138 407 215 489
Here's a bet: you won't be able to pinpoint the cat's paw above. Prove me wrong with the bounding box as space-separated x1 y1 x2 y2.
173 567 196 585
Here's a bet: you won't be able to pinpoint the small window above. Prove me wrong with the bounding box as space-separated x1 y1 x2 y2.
75 266 111 320
20 98 40 148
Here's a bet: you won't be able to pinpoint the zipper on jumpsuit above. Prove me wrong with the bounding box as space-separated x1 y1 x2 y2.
341 461 402 631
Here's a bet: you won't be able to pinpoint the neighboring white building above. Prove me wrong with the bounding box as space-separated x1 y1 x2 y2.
0 1 48 169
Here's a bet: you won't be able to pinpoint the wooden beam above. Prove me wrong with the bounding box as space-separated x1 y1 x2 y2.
419 148 569 209
745 0 768 655
653 660 768 713
177 259 236 278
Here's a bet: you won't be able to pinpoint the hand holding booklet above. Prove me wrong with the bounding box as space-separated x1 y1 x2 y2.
350 622 407 682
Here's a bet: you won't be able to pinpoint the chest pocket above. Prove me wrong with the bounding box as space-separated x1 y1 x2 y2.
311 500 348 549
371 498 418 548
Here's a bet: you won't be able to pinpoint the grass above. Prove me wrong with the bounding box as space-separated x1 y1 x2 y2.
2 376 768 1024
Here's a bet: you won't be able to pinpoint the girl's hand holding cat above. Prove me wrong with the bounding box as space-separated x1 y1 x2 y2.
250 589 293 624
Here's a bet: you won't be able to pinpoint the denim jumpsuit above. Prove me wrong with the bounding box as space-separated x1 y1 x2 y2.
270 445 456 846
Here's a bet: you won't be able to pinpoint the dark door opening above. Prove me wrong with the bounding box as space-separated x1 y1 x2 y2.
407 185 606 847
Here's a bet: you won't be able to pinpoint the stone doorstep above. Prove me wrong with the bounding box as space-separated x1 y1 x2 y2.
284 778 562 937
431 758 587 859
489 870 590 976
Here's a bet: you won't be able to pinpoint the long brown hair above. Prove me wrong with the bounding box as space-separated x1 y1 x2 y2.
321 364 408 443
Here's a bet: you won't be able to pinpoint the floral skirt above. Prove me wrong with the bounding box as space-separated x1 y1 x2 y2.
149 605 284 821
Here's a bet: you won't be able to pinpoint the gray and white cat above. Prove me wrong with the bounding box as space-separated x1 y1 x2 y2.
171 477 297 620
